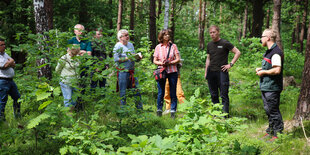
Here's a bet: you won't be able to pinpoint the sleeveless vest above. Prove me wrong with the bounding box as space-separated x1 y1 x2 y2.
260 44 284 91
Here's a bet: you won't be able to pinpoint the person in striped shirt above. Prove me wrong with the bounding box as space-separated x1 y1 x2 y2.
153 29 180 119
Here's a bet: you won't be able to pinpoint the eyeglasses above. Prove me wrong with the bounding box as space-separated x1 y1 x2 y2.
261 36 267 38
122 34 129 37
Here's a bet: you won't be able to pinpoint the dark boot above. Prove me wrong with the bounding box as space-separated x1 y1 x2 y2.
156 111 162 117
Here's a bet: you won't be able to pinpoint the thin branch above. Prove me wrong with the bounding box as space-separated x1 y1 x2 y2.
300 116 309 142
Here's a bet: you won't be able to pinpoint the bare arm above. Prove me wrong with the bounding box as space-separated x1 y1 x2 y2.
169 53 180 65
256 66 281 77
221 47 241 72
0 58 15 69
153 56 164 66
205 54 210 78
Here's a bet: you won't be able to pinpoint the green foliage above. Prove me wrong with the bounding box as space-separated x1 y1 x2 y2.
118 89 249 154
54 113 119 155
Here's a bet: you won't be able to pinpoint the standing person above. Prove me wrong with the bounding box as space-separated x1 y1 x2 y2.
113 29 143 109
153 29 180 118
0 38 21 121
56 45 80 108
205 25 241 117
163 60 185 115
256 29 284 142
91 28 112 89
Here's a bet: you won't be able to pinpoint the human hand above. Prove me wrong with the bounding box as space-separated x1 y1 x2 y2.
256 68 262 73
256 70 264 77
221 64 231 72
79 50 87 56
8 58 15 67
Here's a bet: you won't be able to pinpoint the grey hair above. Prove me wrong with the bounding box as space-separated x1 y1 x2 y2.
117 29 128 41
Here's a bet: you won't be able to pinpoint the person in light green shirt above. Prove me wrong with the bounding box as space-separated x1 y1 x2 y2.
56 45 80 107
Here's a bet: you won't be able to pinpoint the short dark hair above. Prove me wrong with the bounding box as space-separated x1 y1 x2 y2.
158 29 172 43
0 38 5 42
209 25 220 32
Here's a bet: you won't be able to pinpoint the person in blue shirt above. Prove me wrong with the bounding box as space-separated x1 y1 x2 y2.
113 29 143 109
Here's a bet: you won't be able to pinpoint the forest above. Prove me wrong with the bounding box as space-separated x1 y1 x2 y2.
0 0 310 154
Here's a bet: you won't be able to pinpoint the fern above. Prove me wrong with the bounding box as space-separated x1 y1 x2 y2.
27 113 51 129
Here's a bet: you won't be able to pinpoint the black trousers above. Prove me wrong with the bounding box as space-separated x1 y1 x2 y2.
261 91 283 137
207 70 230 114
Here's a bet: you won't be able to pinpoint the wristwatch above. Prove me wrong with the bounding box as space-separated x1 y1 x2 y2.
230 62 234 67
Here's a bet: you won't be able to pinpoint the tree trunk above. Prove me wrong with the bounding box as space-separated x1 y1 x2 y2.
266 7 270 28
149 0 157 49
242 3 248 38
45 0 53 30
293 18 310 123
251 0 264 37
117 0 123 31
295 0 301 44
272 0 283 50
164 0 169 29
157 0 162 18
130 0 135 41
170 0 175 42
299 0 308 53
198 0 206 49
33 0 52 79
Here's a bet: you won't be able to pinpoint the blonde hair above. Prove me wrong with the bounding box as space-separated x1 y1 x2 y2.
263 29 277 41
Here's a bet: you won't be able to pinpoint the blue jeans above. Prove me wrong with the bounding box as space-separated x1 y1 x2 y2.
157 72 178 112
207 70 230 114
118 72 143 109
60 82 77 107
0 79 21 119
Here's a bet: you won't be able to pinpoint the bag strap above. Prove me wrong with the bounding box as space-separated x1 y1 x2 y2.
166 43 173 61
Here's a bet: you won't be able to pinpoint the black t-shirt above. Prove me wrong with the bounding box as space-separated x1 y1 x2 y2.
207 39 234 71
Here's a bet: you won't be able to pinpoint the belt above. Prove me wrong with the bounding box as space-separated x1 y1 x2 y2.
0 77 13 81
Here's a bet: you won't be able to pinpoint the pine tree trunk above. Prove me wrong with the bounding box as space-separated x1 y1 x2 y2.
198 0 206 49
164 0 169 29
130 0 135 41
272 0 283 50
293 18 310 123
170 0 175 42
299 0 308 53
242 3 248 38
157 0 162 18
251 0 264 37
33 0 52 79
117 0 123 31
149 0 157 49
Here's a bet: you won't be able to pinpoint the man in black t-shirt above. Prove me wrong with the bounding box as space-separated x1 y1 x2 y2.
205 25 241 117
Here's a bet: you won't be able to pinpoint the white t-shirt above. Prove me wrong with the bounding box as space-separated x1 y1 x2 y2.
271 54 281 67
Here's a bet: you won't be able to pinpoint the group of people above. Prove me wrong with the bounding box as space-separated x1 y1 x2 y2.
0 24 284 141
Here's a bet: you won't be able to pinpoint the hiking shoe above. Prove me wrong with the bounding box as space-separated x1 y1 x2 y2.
260 133 270 140
163 110 170 115
171 112 176 119
157 111 162 117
